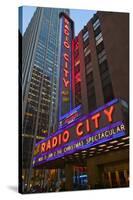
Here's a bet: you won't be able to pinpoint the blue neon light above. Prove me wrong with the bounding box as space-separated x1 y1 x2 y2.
35 98 119 147
58 14 73 119
33 120 126 166
59 104 82 121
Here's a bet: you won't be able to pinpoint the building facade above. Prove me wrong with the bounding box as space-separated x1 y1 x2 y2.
20 9 129 193
73 11 129 112
20 7 69 192
71 11 129 189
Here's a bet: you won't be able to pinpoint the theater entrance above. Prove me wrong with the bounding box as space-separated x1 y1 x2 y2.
73 166 88 190
102 162 129 188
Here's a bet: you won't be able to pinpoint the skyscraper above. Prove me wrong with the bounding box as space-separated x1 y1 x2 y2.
20 7 69 192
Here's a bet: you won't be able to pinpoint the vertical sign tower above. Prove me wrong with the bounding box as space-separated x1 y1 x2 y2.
59 13 74 120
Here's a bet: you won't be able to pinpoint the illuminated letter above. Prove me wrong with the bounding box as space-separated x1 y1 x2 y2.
104 106 114 122
62 130 70 143
76 122 84 136
41 143 46 153
64 28 69 36
64 24 69 31
62 91 69 96
64 41 70 49
64 18 69 25
91 113 101 129
64 68 69 78
64 53 69 62
75 72 81 83
63 78 70 88
58 134 62 146
64 61 68 69
86 119 90 132
52 136 58 148
46 140 51 151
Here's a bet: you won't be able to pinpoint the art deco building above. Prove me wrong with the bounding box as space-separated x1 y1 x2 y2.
71 11 129 189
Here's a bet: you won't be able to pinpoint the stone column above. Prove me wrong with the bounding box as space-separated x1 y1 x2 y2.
65 163 73 191
87 158 100 189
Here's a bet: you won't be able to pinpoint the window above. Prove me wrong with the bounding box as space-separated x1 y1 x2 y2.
94 26 101 37
86 65 92 75
98 49 106 59
96 41 104 54
83 37 89 48
93 18 100 30
88 94 96 112
99 60 108 73
95 32 102 41
96 35 103 46
87 85 95 96
103 83 114 103
99 54 107 64
84 46 90 54
84 48 91 57
83 31 89 42
86 71 93 84
85 53 91 65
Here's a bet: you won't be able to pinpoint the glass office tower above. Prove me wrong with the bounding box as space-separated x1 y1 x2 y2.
20 7 69 192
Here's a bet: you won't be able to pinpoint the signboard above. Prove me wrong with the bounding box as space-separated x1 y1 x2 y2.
59 104 82 128
59 13 74 118
33 99 127 167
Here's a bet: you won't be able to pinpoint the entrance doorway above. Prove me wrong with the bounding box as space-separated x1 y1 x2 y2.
102 163 129 188
73 166 88 190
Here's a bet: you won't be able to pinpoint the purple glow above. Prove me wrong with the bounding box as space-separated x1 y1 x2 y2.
35 98 119 147
34 120 122 159
59 14 74 119
59 104 82 121
33 120 125 166
33 128 125 166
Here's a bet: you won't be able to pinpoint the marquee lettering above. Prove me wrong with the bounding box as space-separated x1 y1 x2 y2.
38 105 115 154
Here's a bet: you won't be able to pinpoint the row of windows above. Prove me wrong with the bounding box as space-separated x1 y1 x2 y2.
85 53 91 66
83 31 89 42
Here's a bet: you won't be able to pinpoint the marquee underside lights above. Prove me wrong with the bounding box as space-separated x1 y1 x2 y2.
33 99 127 167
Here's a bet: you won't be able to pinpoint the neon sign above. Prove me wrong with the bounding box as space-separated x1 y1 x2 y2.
59 104 82 128
59 13 74 118
33 99 127 166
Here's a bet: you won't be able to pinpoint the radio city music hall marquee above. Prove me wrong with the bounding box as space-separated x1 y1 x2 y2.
33 99 127 167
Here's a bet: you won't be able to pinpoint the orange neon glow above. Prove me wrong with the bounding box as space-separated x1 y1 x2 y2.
64 41 70 48
76 122 84 136
64 28 69 36
91 113 101 128
64 18 69 25
37 104 117 155
62 91 69 96
52 136 58 148
64 61 68 69
62 130 70 143
64 68 69 78
86 119 90 132
46 140 51 151
64 53 69 62
41 143 46 153
75 72 81 83
63 78 70 88
104 106 114 122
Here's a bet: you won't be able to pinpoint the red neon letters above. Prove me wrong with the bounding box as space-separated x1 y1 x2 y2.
40 130 70 153
39 105 115 154
63 17 70 89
